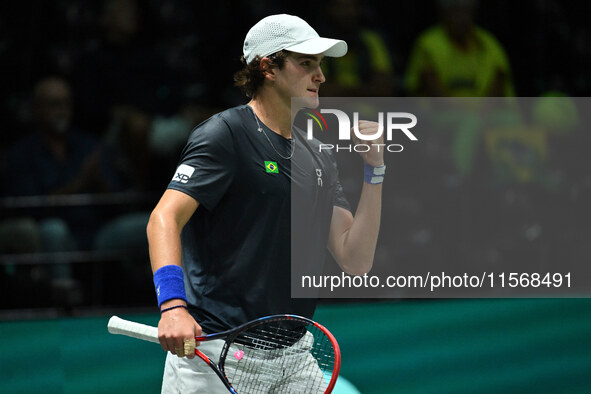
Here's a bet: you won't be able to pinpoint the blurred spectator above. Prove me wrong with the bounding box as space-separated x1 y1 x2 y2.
405 0 515 97
0 76 123 303
1 76 121 247
93 108 168 252
0 2 73 149
403 0 520 178
319 0 395 97
102 108 164 193
2 77 118 198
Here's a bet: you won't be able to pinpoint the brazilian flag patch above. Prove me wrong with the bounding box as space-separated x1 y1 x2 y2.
265 161 279 174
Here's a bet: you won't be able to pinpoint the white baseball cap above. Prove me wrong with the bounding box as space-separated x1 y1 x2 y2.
243 14 348 64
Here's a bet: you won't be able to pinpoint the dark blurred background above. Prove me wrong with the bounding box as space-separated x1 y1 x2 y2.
1 0 590 314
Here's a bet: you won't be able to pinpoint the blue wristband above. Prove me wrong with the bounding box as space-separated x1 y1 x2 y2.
364 163 386 184
153 265 187 308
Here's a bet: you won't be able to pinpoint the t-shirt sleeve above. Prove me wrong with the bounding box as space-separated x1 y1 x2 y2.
167 115 236 210
328 150 351 212
333 178 351 212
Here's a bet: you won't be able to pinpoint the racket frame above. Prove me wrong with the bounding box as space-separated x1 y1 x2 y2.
108 314 341 393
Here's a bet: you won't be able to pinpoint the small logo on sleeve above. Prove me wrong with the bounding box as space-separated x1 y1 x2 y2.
172 164 195 183
265 161 279 174
316 169 323 187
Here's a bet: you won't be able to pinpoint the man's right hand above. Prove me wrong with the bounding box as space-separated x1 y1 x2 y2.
158 300 202 359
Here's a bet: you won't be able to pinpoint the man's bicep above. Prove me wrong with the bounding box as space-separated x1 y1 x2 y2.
147 189 199 273
152 189 199 230
327 205 353 260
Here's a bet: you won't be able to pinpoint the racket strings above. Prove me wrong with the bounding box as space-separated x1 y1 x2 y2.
223 322 336 393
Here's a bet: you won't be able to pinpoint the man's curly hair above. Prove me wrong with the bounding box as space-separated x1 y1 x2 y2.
233 50 290 98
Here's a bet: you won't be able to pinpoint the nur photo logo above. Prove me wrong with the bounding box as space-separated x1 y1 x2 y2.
304 108 418 153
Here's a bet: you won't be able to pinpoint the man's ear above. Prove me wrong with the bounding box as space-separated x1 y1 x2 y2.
260 57 276 81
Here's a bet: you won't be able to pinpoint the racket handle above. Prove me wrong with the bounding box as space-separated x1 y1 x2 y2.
108 315 160 344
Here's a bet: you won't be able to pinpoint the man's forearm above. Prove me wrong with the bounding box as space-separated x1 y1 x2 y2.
332 182 382 275
147 211 184 274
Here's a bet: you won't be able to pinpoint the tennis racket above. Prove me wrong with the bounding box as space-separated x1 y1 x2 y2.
107 314 341 393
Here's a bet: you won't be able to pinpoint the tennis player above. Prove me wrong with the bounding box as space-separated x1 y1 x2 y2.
147 14 385 392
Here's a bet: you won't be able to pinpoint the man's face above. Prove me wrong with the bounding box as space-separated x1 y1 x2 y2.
273 53 326 109
34 80 72 135
442 6 475 40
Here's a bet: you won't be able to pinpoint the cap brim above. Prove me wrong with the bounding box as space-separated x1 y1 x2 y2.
284 37 348 58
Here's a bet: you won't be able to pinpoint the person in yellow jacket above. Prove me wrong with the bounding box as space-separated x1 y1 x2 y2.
321 0 395 97
405 0 515 97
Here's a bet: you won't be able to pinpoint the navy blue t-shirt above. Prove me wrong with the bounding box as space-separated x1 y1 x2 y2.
168 105 349 333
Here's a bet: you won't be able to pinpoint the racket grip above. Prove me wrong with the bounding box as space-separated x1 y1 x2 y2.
108 315 160 344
